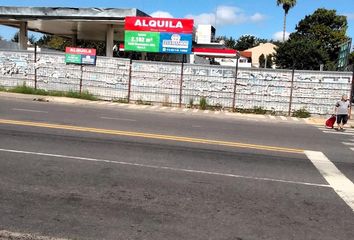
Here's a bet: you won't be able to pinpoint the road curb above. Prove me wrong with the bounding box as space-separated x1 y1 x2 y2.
0 91 332 125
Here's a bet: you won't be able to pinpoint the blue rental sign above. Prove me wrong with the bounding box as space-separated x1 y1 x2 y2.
159 33 192 54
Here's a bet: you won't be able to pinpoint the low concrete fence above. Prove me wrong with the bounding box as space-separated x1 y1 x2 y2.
0 49 353 115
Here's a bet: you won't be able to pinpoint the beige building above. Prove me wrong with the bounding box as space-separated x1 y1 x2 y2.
245 43 277 68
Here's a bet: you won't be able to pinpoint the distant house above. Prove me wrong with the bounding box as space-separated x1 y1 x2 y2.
244 43 277 68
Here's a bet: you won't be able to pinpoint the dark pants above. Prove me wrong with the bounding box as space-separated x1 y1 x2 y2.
337 114 348 125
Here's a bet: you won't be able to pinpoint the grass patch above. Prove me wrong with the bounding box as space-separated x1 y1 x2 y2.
5 83 97 101
236 106 267 114
199 97 208 110
136 99 152 105
292 107 311 118
113 98 129 103
9 84 48 95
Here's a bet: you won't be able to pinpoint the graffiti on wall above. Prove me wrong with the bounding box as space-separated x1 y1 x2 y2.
0 50 351 114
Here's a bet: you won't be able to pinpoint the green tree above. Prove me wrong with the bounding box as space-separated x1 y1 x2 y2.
216 36 236 49
274 38 329 70
291 8 348 68
276 0 297 42
349 51 354 65
11 31 36 44
235 35 268 51
259 54 274 68
37 34 107 56
266 54 273 68
259 54 266 68
274 8 349 70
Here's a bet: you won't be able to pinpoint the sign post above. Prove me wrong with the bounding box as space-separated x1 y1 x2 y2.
65 47 97 65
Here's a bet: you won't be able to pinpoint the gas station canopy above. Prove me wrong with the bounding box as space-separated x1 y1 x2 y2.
0 6 149 56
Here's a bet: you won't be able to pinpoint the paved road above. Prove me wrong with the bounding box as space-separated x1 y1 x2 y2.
0 97 353 240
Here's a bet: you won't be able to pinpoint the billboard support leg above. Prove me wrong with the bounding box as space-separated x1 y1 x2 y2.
179 54 185 108
127 56 133 103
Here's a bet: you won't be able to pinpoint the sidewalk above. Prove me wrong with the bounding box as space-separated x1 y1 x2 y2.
1 91 353 127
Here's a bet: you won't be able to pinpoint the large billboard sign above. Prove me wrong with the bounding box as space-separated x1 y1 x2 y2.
65 47 96 65
124 17 194 54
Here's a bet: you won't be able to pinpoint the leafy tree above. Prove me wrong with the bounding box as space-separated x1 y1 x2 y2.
234 35 268 51
291 8 348 67
274 38 329 70
37 34 107 56
274 8 349 70
259 54 274 68
349 51 354 66
266 54 273 68
259 54 266 68
215 36 236 49
276 0 297 42
11 31 36 44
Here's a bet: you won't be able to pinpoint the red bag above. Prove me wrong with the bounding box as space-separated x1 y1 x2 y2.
325 115 336 129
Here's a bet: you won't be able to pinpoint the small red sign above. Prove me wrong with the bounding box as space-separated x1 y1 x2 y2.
125 17 194 33
65 47 96 56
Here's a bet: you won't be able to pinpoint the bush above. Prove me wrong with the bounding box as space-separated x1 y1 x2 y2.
65 90 97 101
199 97 208 110
236 106 267 114
189 98 194 108
292 107 311 118
7 83 97 101
253 106 267 115
136 99 152 105
113 98 129 103
0 85 7 91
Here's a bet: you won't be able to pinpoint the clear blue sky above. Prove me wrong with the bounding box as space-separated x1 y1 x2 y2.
0 0 353 44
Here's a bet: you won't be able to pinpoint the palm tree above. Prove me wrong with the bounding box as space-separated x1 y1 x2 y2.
277 0 297 42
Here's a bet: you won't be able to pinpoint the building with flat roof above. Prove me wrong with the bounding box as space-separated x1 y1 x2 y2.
0 6 149 56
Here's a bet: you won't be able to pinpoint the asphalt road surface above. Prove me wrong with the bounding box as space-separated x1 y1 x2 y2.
0 97 353 240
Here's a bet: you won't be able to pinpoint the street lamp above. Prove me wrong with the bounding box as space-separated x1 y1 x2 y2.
232 51 241 111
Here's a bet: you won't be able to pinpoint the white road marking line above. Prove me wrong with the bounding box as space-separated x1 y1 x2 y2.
269 116 276 120
291 117 299 121
304 150 354 211
0 148 330 188
97 102 108 105
204 110 209 114
214 111 221 115
280 116 287 120
12 108 48 113
193 109 199 113
322 131 354 136
342 142 354 146
183 109 189 112
350 148 354 151
171 107 177 111
150 106 159 109
100 117 136 122
317 126 354 132
160 107 167 110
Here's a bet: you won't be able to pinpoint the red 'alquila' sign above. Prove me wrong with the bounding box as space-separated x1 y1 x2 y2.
125 16 194 33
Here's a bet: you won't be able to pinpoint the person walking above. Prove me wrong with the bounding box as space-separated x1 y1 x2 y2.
335 94 350 131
